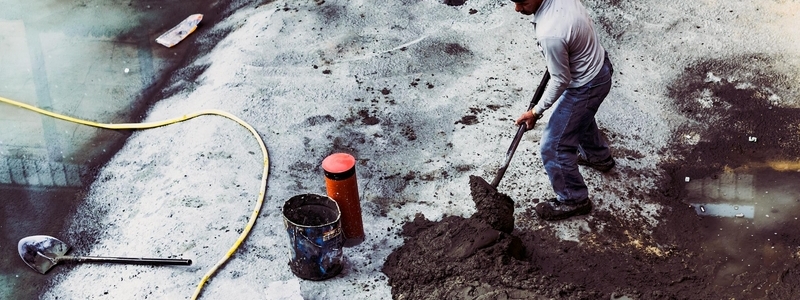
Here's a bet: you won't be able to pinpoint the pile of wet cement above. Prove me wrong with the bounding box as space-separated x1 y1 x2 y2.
383 175 551 299
381 175 737 299
383 174 800 299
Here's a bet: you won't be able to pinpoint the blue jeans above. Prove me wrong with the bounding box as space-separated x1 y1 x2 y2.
540 53 613 204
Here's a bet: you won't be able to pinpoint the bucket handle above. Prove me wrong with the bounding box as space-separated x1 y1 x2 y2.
292 227 341 249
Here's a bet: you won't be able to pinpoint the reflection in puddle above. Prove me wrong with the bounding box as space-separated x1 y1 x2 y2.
685 161 800 223
0 185 84 299
691 203 754 219
0 0 223 298
683 162 800 296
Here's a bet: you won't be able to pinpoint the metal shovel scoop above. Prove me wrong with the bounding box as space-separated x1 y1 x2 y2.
18 235 192 274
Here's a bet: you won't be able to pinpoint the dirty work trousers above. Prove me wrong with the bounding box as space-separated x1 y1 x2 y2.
540 52 613 204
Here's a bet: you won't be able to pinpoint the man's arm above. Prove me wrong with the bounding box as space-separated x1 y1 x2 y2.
532 37 571 115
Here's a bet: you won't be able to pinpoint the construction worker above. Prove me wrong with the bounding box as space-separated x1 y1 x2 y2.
512 0 616 221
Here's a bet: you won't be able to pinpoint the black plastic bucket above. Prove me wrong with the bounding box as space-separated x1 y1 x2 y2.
282 194 344 280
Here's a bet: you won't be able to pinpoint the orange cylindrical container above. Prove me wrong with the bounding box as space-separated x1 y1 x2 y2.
322 153 364 246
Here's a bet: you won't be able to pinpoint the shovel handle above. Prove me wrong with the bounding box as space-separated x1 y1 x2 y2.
59 255 192 266
526 70 551 111
490 124 527 188
489 70 551 189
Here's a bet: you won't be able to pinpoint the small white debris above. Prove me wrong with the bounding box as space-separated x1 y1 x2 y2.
705 72 722 83
736 213 744 218
685 177 690 182
156 14 203 48
700 206 705 212
766 214 770 218
124 68 130 73
748 136 757 142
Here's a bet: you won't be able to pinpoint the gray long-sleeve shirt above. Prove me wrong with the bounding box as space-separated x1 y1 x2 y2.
530 0 606 115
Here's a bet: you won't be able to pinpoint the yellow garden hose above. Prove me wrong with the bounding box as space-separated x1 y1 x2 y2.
0 96 268 300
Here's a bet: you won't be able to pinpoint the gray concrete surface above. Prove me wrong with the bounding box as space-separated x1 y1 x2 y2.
1 0 799 299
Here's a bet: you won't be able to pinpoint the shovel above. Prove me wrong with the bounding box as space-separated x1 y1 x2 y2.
482 70 551 191
18 235 192 274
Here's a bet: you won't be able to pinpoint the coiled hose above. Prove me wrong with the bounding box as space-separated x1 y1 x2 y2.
0 96 268 300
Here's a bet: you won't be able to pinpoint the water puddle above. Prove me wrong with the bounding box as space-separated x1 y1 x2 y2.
0 0 227 298
1 186 84 299
685 162 800 221
661 48 800 297
691 203 754 219
683 162 800 295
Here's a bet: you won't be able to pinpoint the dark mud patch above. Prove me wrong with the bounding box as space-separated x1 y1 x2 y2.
408 40 475 73
400 126 417 141
305 114 336 126
654 54 800 298
343 109 382 126
383 176 531 298
358 110 381 125
443 0 467 7
664 54 800 195
385 178 800 299
454 115 479 125
383 177 714 299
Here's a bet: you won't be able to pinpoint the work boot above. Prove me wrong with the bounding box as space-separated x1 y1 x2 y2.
534 198 592 221
577 155 615 173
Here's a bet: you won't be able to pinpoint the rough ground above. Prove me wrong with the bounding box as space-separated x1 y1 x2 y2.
30 0 800 299
382 0 800 299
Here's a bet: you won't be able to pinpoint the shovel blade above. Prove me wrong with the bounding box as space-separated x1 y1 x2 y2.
18 235 70 274
470 175 498 194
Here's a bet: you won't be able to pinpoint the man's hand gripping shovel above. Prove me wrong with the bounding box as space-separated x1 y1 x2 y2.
475 70 551 192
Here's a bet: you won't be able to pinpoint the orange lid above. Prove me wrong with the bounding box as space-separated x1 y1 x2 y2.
322 153 356 174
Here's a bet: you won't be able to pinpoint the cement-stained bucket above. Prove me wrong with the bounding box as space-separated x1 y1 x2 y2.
282 194 344 280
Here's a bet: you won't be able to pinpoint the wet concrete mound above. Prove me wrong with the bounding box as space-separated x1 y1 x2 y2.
468 175 516 234
383 176 536 299
382 176 715 299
